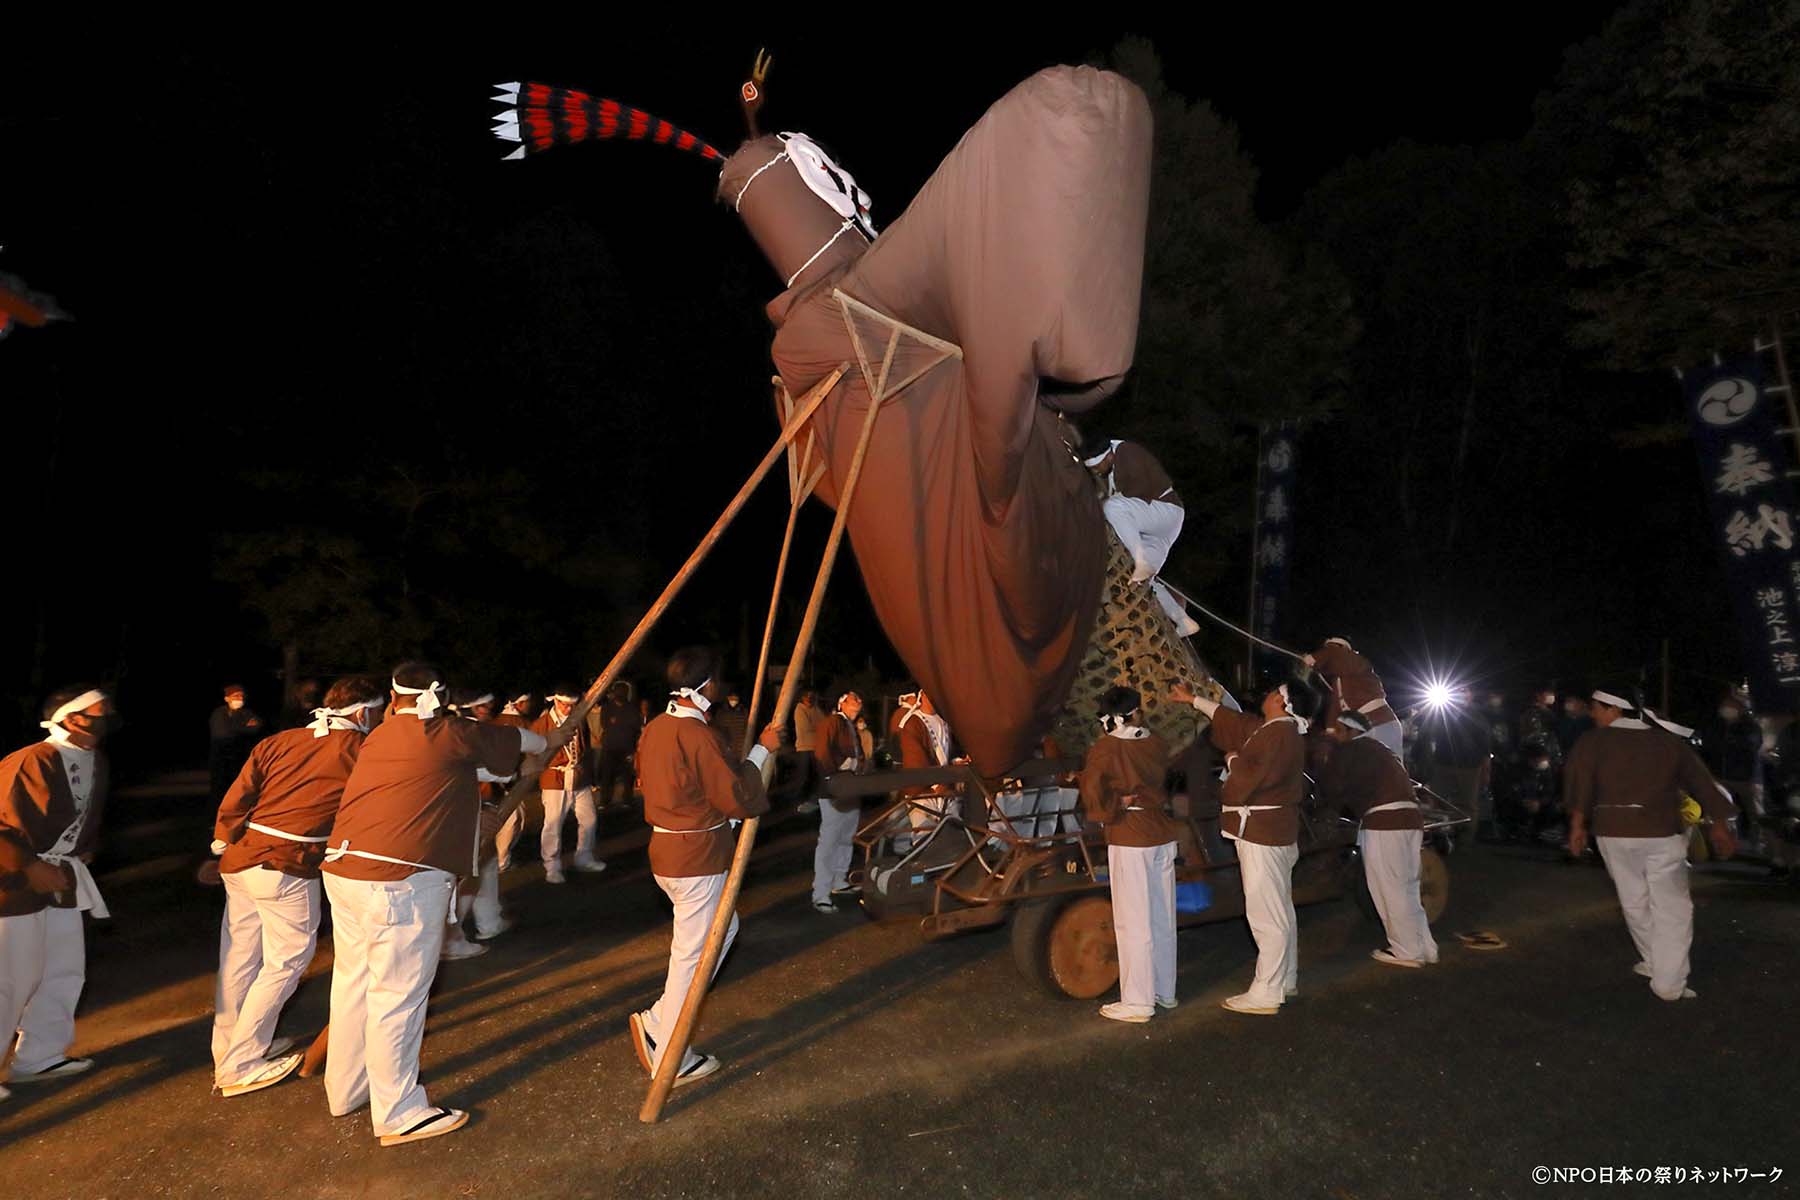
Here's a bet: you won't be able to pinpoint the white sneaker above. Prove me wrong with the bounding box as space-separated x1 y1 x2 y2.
545 864 567 885
1155 996 1178 1010
1633 961 1652 978
1221 993 1280 1015
440 938 488 961
219 1052 304 1098
1099 1002 1153 1023
1657 987 1698 1001
673 1053 721 1088
1371 948 1425 969
628 1011 655 1075
379 1107 469 1147
573 859 609 875
474 918 513 941
10 1057 94 1083
812 899 837 914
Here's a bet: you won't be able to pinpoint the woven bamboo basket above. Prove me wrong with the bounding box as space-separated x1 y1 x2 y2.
1048 528 1231 759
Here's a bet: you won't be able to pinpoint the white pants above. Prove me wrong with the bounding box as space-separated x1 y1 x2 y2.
495 806 524 866
1361 721 1404 757
470 858 503 935
321 870 453 1137
1598 835 1693 999
1235 840 1299 1006
644 872 738 1073
812 800 860 904
1108 842 1177 1011
1103 496 1196 633
541 786 599 867
0 909 49 1083
11 905 85 1075
1358 829 1437 963
1103 495 1184 583
212 868 321 1083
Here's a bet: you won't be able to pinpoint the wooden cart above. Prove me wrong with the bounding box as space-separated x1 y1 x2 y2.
833 760 1464 999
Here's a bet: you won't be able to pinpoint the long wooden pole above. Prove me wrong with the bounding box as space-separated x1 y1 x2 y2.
294 364 846 1081
486 364 849 829
741 497 803 758
639 384 888 1123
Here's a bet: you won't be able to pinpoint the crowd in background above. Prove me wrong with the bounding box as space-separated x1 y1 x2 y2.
1398 683 1796 876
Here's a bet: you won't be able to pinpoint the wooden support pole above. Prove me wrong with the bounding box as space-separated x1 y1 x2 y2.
741 497 803 758
485 363 849 831
640 384 888 1124
292 364 846 1081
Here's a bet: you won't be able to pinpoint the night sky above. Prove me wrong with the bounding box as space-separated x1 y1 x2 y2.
12 9 1732 767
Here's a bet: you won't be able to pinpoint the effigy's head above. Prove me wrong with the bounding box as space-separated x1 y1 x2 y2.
719 133 877 294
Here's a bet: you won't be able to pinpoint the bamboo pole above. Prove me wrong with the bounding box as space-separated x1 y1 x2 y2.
291 363 846 1080
485 363 849 830
639 383 888 1124
741 497 802 758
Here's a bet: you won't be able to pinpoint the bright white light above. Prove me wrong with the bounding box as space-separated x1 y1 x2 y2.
1424 680 1455 710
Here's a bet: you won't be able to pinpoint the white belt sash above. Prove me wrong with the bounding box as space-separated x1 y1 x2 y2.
652 821 728 835
1221 803 1281 841
1364 799 1418 816
246 821 330 844
1358 699 1396 718
38 854 107 919
41 806 107 919
324 840 459 923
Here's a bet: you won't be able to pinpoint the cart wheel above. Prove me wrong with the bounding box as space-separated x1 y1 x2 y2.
1011 895 1119 1000
1353 845 1452 927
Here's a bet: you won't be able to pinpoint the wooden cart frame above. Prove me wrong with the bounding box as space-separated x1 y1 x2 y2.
828 760 1468 999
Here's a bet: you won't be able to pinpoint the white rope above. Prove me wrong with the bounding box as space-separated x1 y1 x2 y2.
786 218 859 289
1155 578 1305 662
733 149 788 211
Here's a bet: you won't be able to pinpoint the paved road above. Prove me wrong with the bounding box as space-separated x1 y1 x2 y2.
2 773 1795 1198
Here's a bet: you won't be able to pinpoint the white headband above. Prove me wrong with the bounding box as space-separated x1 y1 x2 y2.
462 692 495 710
392 678 445 720
1278 684 1310 736
1082 439 1122 468
671 678 713 713
1324 637 1352 649
545 693 579 704
40 689 107 730
309 697 384 738
1591 690 1635 711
